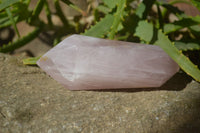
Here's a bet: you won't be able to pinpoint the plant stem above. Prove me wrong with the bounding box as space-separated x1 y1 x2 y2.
54 0 69 26
0 27 42 53
29 0 44 23
6 7 20 38
44 0 53 26
60 0 87 16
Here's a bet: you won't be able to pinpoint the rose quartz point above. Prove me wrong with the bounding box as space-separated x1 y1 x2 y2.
37 34 179 90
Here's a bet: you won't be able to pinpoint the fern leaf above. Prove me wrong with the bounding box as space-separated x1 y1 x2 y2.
134 21 154 43
83 14 114 38
96 5 111 14
162 4 186 18
0 0 20 10
0 14 19 29
0 2 30 29
5 7 20 38
108 0 126 39
102 0 119 9
164 16 200 34
136 0 156 19
135 20 200 81
175 41 200 51
190 25 200 36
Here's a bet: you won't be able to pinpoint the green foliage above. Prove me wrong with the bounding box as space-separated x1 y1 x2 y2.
191 0 200 11
164 16 200 34
0 2 31 29
60 0 86 16
29 0 44 23
96 5 110 14
0 27 42 52
175 41 200 51
0 0 20 10
135 21 200 81
23 56 41 65
84 0 127 39
102 0 119 9
83 14 115 38
5 7 20 37
44 0 52 26
136 0 156 19
0 0 200 82
108 0 127 39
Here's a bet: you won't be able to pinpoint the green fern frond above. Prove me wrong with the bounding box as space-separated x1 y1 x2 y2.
0 0 20 10
135 20 200 81
108 0 127 39
102 0 119 9
6 7 20 38
164 16 200 34
83 14 115 38
175 41 200 51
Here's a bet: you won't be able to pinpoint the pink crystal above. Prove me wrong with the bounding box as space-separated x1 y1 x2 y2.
37 34 179 90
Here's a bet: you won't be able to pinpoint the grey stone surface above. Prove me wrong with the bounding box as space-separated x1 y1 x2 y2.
0 53 200 133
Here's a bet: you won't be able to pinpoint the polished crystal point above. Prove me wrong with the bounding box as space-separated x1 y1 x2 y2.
37 34 179 90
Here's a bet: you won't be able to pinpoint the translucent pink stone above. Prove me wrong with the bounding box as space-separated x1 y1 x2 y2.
37 35 179 90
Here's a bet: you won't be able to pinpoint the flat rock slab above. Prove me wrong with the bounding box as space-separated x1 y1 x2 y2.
0 53 200 133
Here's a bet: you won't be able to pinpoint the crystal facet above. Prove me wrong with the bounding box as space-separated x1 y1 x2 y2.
37 35 179 90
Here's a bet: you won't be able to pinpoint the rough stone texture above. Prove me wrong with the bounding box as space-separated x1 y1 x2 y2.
0 53 200 133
